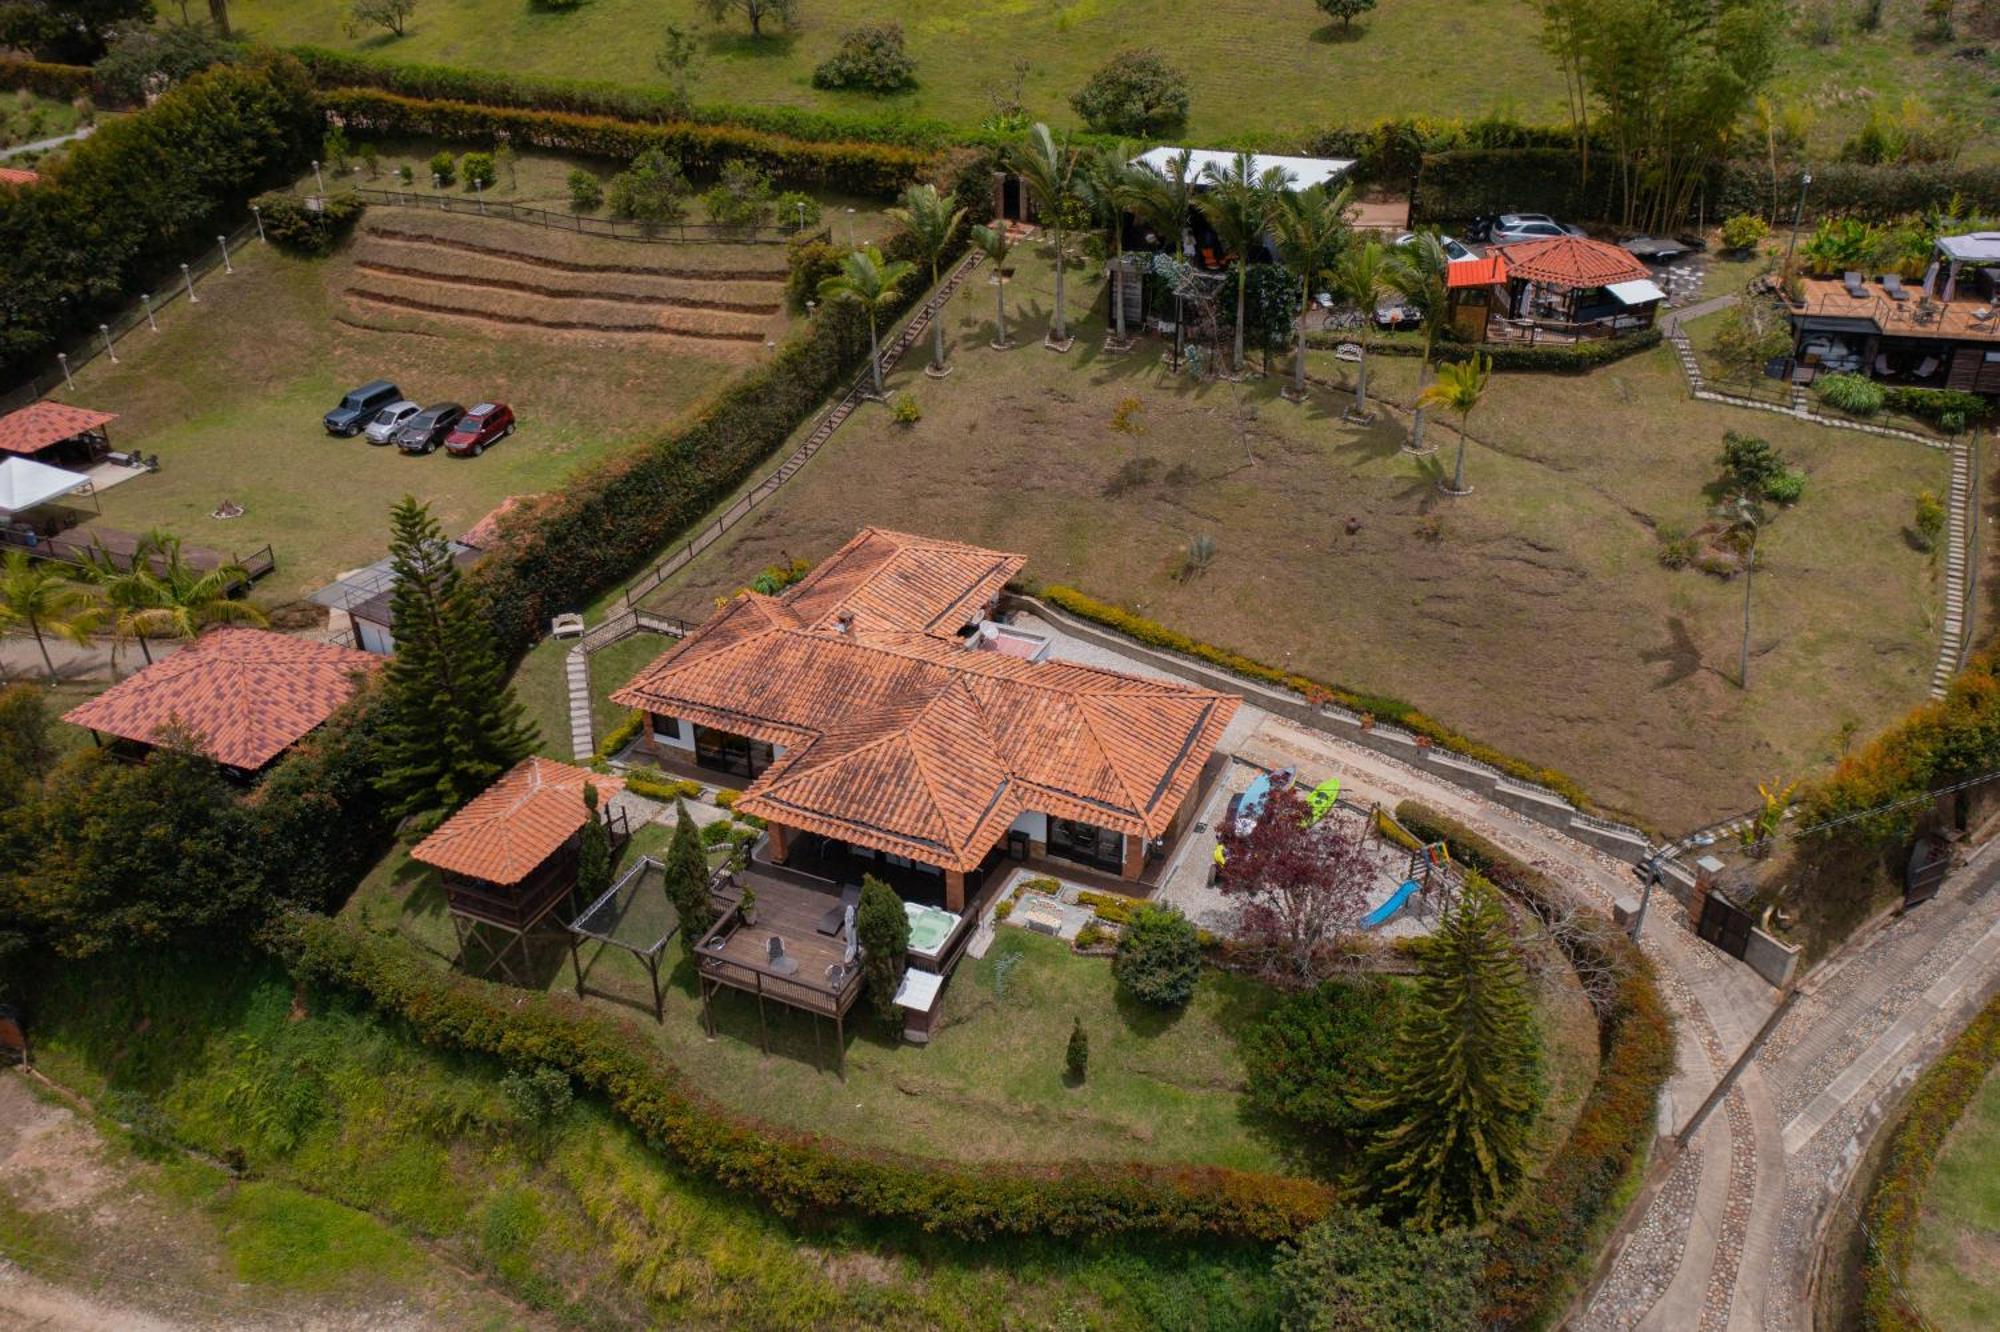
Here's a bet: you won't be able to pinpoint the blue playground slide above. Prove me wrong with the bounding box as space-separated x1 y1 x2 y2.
1362 880 1420 930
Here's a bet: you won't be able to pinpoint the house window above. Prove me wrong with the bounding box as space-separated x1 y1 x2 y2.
694 725 774 778
653 714 682 741
1047 818 1125 875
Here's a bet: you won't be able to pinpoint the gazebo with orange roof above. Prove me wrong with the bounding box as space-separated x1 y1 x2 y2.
1485 235 1666 341
0 401 117 468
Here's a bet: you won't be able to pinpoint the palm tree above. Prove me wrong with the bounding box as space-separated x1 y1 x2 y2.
1196 152 1291 375
818 245 918 399
970 223 1014 348
1083 143 1148 347
1123 149 1195 368
886 183 966 376
120 534 267 643
1417 352 1490 497
1011 122 1084 349
1387 231 1453 454
1715 493 1764 688
0 550 100 681
1268 181 1353 401
1331 240 1391 422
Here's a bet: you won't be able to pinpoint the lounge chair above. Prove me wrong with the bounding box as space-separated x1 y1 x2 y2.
1882 274 1909 302
1916 356 1940 379
816 884 862 936
1843 271 1868 300
1874 354 1892 376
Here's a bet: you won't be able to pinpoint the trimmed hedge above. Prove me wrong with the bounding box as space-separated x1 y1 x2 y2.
318 89 933 197
1036 584 1596 811
1412 147 1620 225
1306 326 1662 373
1857 993 2000 1330
282 913 1336 1241
0 55 95 102
252 189 365 256
1710 159 2000 224
1389 803 1675 1330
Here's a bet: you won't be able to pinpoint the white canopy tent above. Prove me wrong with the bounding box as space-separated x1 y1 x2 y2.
0 455 91 517
1129 146 1357 191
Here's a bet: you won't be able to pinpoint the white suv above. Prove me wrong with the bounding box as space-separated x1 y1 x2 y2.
364 400 421 445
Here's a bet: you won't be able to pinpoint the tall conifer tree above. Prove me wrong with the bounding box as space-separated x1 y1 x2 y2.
1363 875 1539 1228
664 800 714 954
372 496 537 828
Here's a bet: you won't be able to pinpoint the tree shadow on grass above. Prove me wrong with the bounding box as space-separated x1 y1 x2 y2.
1309 21 1370 45
1112 986 1189 1039
1638 615 1708 689
704 30 801 59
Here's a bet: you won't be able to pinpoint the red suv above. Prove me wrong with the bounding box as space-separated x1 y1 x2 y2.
444 402 516 457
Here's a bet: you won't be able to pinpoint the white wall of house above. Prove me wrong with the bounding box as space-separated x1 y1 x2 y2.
355 617 395 656
1008 809 1048 841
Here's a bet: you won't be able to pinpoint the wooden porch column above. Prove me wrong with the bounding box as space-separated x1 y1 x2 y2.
1120 833 1145 882
766 821 794 863
944 870 966 912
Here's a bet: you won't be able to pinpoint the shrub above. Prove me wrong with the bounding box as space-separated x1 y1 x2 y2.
622 771 702 802
1719 430 1792 498
397 163 414 185
1817 372 1885 417
700 158 774 231
1074 920 1109 950
0 55 94 103
1657 525 1697 570
1111 904 1202 1006
1719 213 1769 252
95 21 238 104
1065 1016 1089 1081
1708 300 1791 380
565 167 603 211
1762 469 1805 505
427 149 455 185
252 190 366 257
1242 978 1402 1137
1315 0 1380 29
458 150 496 189
785 238 847 312
608 147 689 235
811 24 917 95
1912 490 1946 552
857 874 909 1021
1882 385 1990 428
890 392 922 425
774 189 821 230
714 788 742 809
1275 1207 1484 1331
592 708 645 760
1069 49 1189 136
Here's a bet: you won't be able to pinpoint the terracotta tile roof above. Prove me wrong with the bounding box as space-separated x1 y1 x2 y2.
781 527 1025 635
1498 235 1652 289
0 167 39 187
411 757 624 885
62 627 380 769
613 531 1237 872
0 401 116 455
1446 253 1510 289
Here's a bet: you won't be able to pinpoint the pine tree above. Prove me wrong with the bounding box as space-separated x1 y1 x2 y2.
576 782 610 906
663 800 714 954
856 874 908 1020
1362 875 1539 1228
372 497 538 829
1065 1016 1089 1082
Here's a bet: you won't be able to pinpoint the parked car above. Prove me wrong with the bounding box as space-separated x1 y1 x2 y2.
392 403 465 455
1394 231 1479 263
443 402 515 457
323 380 401 437
1488 214 1588 245
1373 294 1424 330
363 399 421 445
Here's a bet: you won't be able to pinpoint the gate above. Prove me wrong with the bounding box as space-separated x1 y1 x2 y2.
1696 891 1754 960
1905 834 1952 910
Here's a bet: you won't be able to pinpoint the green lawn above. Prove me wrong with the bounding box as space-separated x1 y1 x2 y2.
0 86 92 152
1910 1066 2000 1330
227 0 1989 157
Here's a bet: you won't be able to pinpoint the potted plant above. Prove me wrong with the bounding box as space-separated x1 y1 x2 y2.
1358 711 1375 732
739 885 758 926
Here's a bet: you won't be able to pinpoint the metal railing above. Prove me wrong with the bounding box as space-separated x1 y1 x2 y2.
345 184 831 247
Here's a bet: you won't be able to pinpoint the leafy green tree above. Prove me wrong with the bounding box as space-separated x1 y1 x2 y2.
856 874 909 1020
1011 122 1085 348
700 0 795 38
817 245 916 398
371 497 538 830
607 148 689 237
0 0 155 62
1083 143 1155 346
0 550 99 682
567 167 603 212
970 223 1013 347
1123 148 1196 360
1417 351 1491 496
1243 978 1403 1137
0 683 55 810
887 183 966 374
576 782 611 907
345 0 415 39
1332 240 1391 420
95 20 238 103
652 23 700 111
1362 876 1539 1228
664 800 715 955
1273 1206 1484 1331
1069 48 1189 136
1065 1016 1089 1081
1386 230 1452 453
1314 0 1378 29
1270 181 1353 400
1112 902 1204 1007
1197 151 1289 374
92 533 265 656
811 23 917 93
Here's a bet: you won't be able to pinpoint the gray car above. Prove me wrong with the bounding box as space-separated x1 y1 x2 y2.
1489 214 1587 245
363 399 421 445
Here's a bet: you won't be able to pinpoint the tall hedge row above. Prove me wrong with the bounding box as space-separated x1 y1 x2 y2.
319 89 932 197
1390 803 1676 1330
282 914 1336 1241
1856 994 2000 1330
0 55 95 102
0 54 320 378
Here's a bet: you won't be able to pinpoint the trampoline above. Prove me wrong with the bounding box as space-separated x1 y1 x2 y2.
568 856 680 1021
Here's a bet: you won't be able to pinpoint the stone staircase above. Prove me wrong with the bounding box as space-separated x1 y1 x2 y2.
1933 439 1975 698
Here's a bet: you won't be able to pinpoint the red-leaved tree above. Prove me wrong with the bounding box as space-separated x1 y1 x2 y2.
1218 787 1375 984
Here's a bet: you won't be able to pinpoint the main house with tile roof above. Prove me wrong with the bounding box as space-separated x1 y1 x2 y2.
614 529 1238 910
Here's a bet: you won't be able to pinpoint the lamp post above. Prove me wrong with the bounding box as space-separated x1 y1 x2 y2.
141 292 157 332
844 206 856 247
181 262 198 303
217 234 233 275
1782 170 1812 274
99 324 116 363
474 177 485 215
57 352 73 391
251 204 265 243
312 159 325 195
795 200 805 233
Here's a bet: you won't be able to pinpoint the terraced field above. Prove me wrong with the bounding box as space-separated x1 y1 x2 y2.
344 208 791 355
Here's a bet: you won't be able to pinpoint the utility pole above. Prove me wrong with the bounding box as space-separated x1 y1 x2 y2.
1782 170 1812 274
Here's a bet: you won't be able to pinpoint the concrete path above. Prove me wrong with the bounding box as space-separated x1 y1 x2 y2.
0 124 94 162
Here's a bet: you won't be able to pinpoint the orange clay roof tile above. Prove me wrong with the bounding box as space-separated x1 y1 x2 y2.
411 756 624 886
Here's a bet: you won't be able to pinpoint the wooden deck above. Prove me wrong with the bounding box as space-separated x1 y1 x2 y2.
1795 278 2000 343
696 867 865 1021
0 523 275 588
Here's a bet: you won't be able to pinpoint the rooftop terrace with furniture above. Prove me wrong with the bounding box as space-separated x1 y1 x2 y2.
1789 232 2000 393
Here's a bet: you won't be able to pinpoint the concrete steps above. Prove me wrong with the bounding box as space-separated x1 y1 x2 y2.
566 645 593 759
1931 441 1976 699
